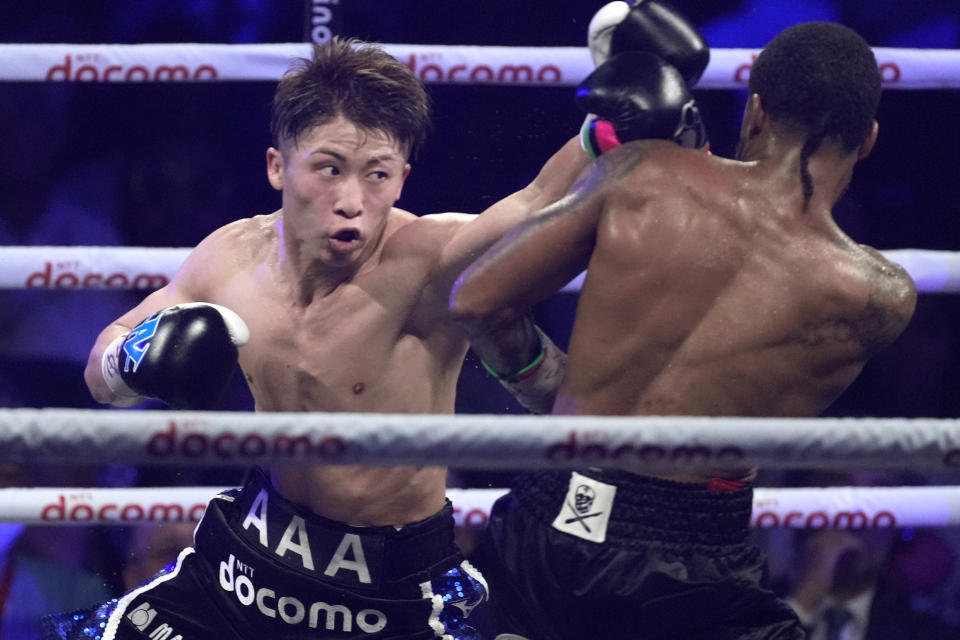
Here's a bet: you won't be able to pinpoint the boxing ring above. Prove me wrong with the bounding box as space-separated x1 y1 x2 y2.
1 41 960 534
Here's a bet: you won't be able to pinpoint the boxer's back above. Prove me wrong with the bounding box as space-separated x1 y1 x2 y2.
555 143 916 420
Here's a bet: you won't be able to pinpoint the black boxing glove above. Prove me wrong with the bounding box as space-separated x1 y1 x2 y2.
101 302 250 409
577 51 709 156
608 0 710 88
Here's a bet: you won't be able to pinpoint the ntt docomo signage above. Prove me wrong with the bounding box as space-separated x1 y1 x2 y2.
46 54 216 81
41 493 208 523
3 247 187 290
26 261 169 290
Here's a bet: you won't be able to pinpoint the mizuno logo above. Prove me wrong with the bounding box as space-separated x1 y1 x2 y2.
126 602 184 639
122 311 163 372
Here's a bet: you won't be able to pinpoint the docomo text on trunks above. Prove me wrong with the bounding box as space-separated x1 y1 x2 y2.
219 553 388 634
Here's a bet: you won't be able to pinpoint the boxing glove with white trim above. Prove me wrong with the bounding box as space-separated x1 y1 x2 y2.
101 302 249 409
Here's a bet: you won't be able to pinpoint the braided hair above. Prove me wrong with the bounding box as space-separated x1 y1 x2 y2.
748 23 881 208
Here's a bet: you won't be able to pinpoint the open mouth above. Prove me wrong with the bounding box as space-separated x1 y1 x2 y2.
329 229 360 252
332 229 359 242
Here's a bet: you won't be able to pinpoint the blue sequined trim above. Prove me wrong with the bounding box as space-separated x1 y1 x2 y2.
432 564 488 640
41 598 119 640
40 557 182 639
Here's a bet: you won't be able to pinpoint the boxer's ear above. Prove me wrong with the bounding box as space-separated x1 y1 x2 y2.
267 147 283 191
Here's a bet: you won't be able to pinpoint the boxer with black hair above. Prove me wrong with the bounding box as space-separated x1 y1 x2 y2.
452 19 913 640
49 36 590 640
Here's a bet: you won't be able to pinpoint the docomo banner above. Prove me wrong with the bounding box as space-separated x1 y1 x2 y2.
0 43 957 88
0 487 508 527
750 487 960 529
0 487 222 525
3 409 960 471
4 486 960 529
2 246 187 290
0 42 582 85
1 246 954 292
702 47 958 89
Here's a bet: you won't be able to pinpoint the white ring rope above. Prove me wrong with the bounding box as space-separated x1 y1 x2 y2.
3 246 959 294
0 43 956 88
2 409 960 471
1 485 957 529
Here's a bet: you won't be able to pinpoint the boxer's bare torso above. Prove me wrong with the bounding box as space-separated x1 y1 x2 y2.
211 209 465 526
451 138 916 484
555 142 917 480
86 118 586 526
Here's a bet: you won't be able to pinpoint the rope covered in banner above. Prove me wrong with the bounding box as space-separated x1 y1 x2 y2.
3 246 958 293
2 409 960 471
2 486 957 529
0 43 956 88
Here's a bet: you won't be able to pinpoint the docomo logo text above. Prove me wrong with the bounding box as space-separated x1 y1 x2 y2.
41 494 206 523
402 53 563 84
26 261 169 290
732 54 903 85
545 431 745 465
752 508 897 529
46 54 217 81
220 554 387 633
147 420 347 461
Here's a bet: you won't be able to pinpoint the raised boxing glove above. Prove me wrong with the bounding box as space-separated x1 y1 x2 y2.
581 1 710 158
101 302 250 410
587 1 633 67
608 0 709 88
577 51 709 155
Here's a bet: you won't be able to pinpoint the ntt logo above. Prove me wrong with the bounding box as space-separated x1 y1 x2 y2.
46 54 217 81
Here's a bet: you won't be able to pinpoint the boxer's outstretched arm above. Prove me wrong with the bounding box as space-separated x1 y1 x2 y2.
447 153 624 414
430 136 589 297
449 151 616 332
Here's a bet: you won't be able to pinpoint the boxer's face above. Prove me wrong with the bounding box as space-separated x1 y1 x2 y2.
267 115 410 269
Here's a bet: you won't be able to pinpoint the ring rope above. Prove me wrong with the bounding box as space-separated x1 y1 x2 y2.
1 486 957 529
2 409 959 471
0 43 955 88
4 247 959 294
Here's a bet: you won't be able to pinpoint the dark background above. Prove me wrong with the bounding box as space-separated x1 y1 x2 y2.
0 0 958 628
0 0 957 420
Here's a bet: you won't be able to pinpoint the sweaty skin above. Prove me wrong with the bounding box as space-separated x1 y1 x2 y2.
85 117 587 527
452 110 916 483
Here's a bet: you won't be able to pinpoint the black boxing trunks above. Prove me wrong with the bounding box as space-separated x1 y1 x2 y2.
472 469 804 640
42 468 487 640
